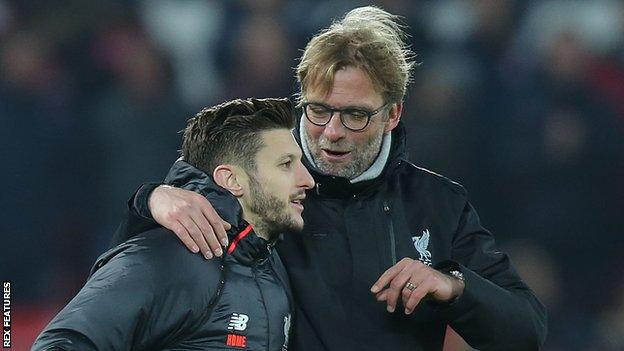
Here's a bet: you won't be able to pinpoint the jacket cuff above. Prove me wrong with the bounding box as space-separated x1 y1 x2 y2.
430 262 482 320
129 182 162 220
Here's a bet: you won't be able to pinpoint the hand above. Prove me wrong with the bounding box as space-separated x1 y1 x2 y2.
149 185 231 259
370 258 465 315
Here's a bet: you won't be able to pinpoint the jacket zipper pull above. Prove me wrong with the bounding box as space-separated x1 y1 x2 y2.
383 201 391 214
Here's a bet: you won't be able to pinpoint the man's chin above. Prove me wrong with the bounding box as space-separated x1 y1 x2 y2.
267 217 304 237
316 160 343 174
317 162 358 179
291 221 305 233
284 216 305 233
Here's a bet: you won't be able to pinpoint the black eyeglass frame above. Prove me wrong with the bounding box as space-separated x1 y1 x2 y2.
301 101 389 132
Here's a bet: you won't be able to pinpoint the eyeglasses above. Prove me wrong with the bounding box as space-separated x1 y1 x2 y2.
302 102 389 132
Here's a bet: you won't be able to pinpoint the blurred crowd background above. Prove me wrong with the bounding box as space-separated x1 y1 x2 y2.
1 0 623 349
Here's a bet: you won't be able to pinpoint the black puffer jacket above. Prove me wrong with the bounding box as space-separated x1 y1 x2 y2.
116 122 547 351
33 161 293 351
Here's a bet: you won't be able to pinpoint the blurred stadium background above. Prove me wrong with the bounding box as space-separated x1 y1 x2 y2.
1 0 623 350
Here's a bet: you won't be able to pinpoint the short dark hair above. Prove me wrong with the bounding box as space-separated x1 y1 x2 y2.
182 98 295 174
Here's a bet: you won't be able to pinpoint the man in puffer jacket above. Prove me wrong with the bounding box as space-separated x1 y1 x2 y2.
32 98 314 350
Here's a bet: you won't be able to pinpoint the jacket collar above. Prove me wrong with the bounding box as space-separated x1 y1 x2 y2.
163 160 276 264
294 118 408 198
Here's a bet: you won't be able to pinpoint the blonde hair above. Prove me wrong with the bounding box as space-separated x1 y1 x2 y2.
296 6 416 104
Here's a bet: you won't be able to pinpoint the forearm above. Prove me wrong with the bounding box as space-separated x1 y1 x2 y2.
110 182 160 247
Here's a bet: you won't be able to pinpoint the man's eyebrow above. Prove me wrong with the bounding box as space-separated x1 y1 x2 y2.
341 104 375 111
306 101 375 111
278 152 302 162
277 153 294 161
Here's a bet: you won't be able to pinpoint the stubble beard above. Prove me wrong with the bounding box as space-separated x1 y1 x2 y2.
305 127 385 179
248 176 302 240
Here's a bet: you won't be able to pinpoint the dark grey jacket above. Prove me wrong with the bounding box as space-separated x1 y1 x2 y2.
33 161 293 351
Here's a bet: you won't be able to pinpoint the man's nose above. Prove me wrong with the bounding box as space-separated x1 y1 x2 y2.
296 163 315 190
322 113 347 141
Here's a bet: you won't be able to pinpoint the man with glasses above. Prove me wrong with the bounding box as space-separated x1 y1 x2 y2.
113 6 547 351
300 101 391 181
302 101 389 131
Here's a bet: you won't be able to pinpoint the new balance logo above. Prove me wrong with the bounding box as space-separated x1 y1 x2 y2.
228 313 249 331
412 229 432 266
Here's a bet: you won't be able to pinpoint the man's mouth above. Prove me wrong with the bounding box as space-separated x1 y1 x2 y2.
289 197 305 211
321 149 351 160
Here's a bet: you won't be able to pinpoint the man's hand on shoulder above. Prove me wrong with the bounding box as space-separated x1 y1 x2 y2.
149 185 231 259
370 258 465 314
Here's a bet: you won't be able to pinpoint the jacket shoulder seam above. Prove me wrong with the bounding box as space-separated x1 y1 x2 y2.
399 159 468 196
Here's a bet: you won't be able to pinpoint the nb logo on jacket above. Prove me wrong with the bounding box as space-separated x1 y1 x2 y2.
228 313 249 331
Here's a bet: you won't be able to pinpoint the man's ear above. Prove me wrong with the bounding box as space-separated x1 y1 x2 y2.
213 165 244 197
384 102 402 133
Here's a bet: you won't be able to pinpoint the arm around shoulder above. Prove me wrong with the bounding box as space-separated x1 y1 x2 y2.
110 182 162 247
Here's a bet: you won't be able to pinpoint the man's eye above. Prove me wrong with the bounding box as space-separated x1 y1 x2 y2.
344 110 368 120
280 160 292 168
310 106 328 114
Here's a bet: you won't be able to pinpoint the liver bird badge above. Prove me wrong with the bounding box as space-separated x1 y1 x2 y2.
411 229 432 265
